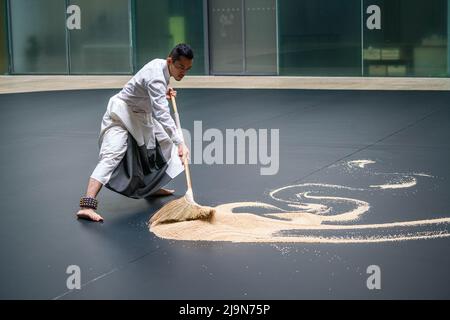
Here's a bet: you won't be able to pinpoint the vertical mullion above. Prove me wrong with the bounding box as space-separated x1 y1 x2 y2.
242 0 246 74
275 0 279 76
65 0 71 74
203 0 210 75
6 0 13 73
129 0 136 73
361 0 364 76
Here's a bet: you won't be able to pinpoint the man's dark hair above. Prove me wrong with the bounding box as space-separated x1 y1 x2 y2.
169 43 194 61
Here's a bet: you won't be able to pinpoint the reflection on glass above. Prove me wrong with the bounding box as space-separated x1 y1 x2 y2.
279 0 361 76
4 0 449 77
69 0 132 74
209 0 244 74
245 0 277 74
135 0 205 75
363 0 447 77
10 0 67 73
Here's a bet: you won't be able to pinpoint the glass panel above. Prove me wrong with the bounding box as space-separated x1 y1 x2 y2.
68 0 132 74
0 0 8 74
9 0 67 74
209 0 244 74
135 0 205 75
363 0 447 77
278 0 361 76
245 0 277 74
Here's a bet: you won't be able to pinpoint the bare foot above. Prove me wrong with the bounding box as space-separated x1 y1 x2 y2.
151 188 175 196
76 208 104 222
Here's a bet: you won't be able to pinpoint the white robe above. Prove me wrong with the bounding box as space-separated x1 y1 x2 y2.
90 59 184 187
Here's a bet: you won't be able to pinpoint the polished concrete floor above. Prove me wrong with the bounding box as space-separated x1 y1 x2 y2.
0 88 449 299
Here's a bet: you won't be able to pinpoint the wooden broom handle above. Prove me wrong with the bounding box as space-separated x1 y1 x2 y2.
170 95 192 190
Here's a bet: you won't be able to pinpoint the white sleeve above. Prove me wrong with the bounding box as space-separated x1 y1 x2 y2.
147 78 183 145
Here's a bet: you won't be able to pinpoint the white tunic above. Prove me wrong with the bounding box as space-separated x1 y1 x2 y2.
90 59 184 186
117 58 183 146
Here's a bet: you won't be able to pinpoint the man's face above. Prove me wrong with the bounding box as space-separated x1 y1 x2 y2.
167 56 193 81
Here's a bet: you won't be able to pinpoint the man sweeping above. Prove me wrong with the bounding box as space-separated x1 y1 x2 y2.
76 43 193 222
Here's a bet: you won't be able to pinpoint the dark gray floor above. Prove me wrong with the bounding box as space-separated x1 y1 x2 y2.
0 88 449 299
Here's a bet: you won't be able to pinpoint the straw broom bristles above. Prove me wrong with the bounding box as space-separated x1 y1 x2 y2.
149 190 215 226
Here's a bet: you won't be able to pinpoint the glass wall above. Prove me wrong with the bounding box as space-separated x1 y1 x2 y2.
0 0 8 74
9 0 67 73
363 0 447 77
208 0 277 75
278 0 362 76
245 0 277 74
68 0 132 74
2 0 449 77
135 0 205 75
209 0 243 74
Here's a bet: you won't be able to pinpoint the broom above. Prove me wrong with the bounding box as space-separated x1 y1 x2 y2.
149 95 215 226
